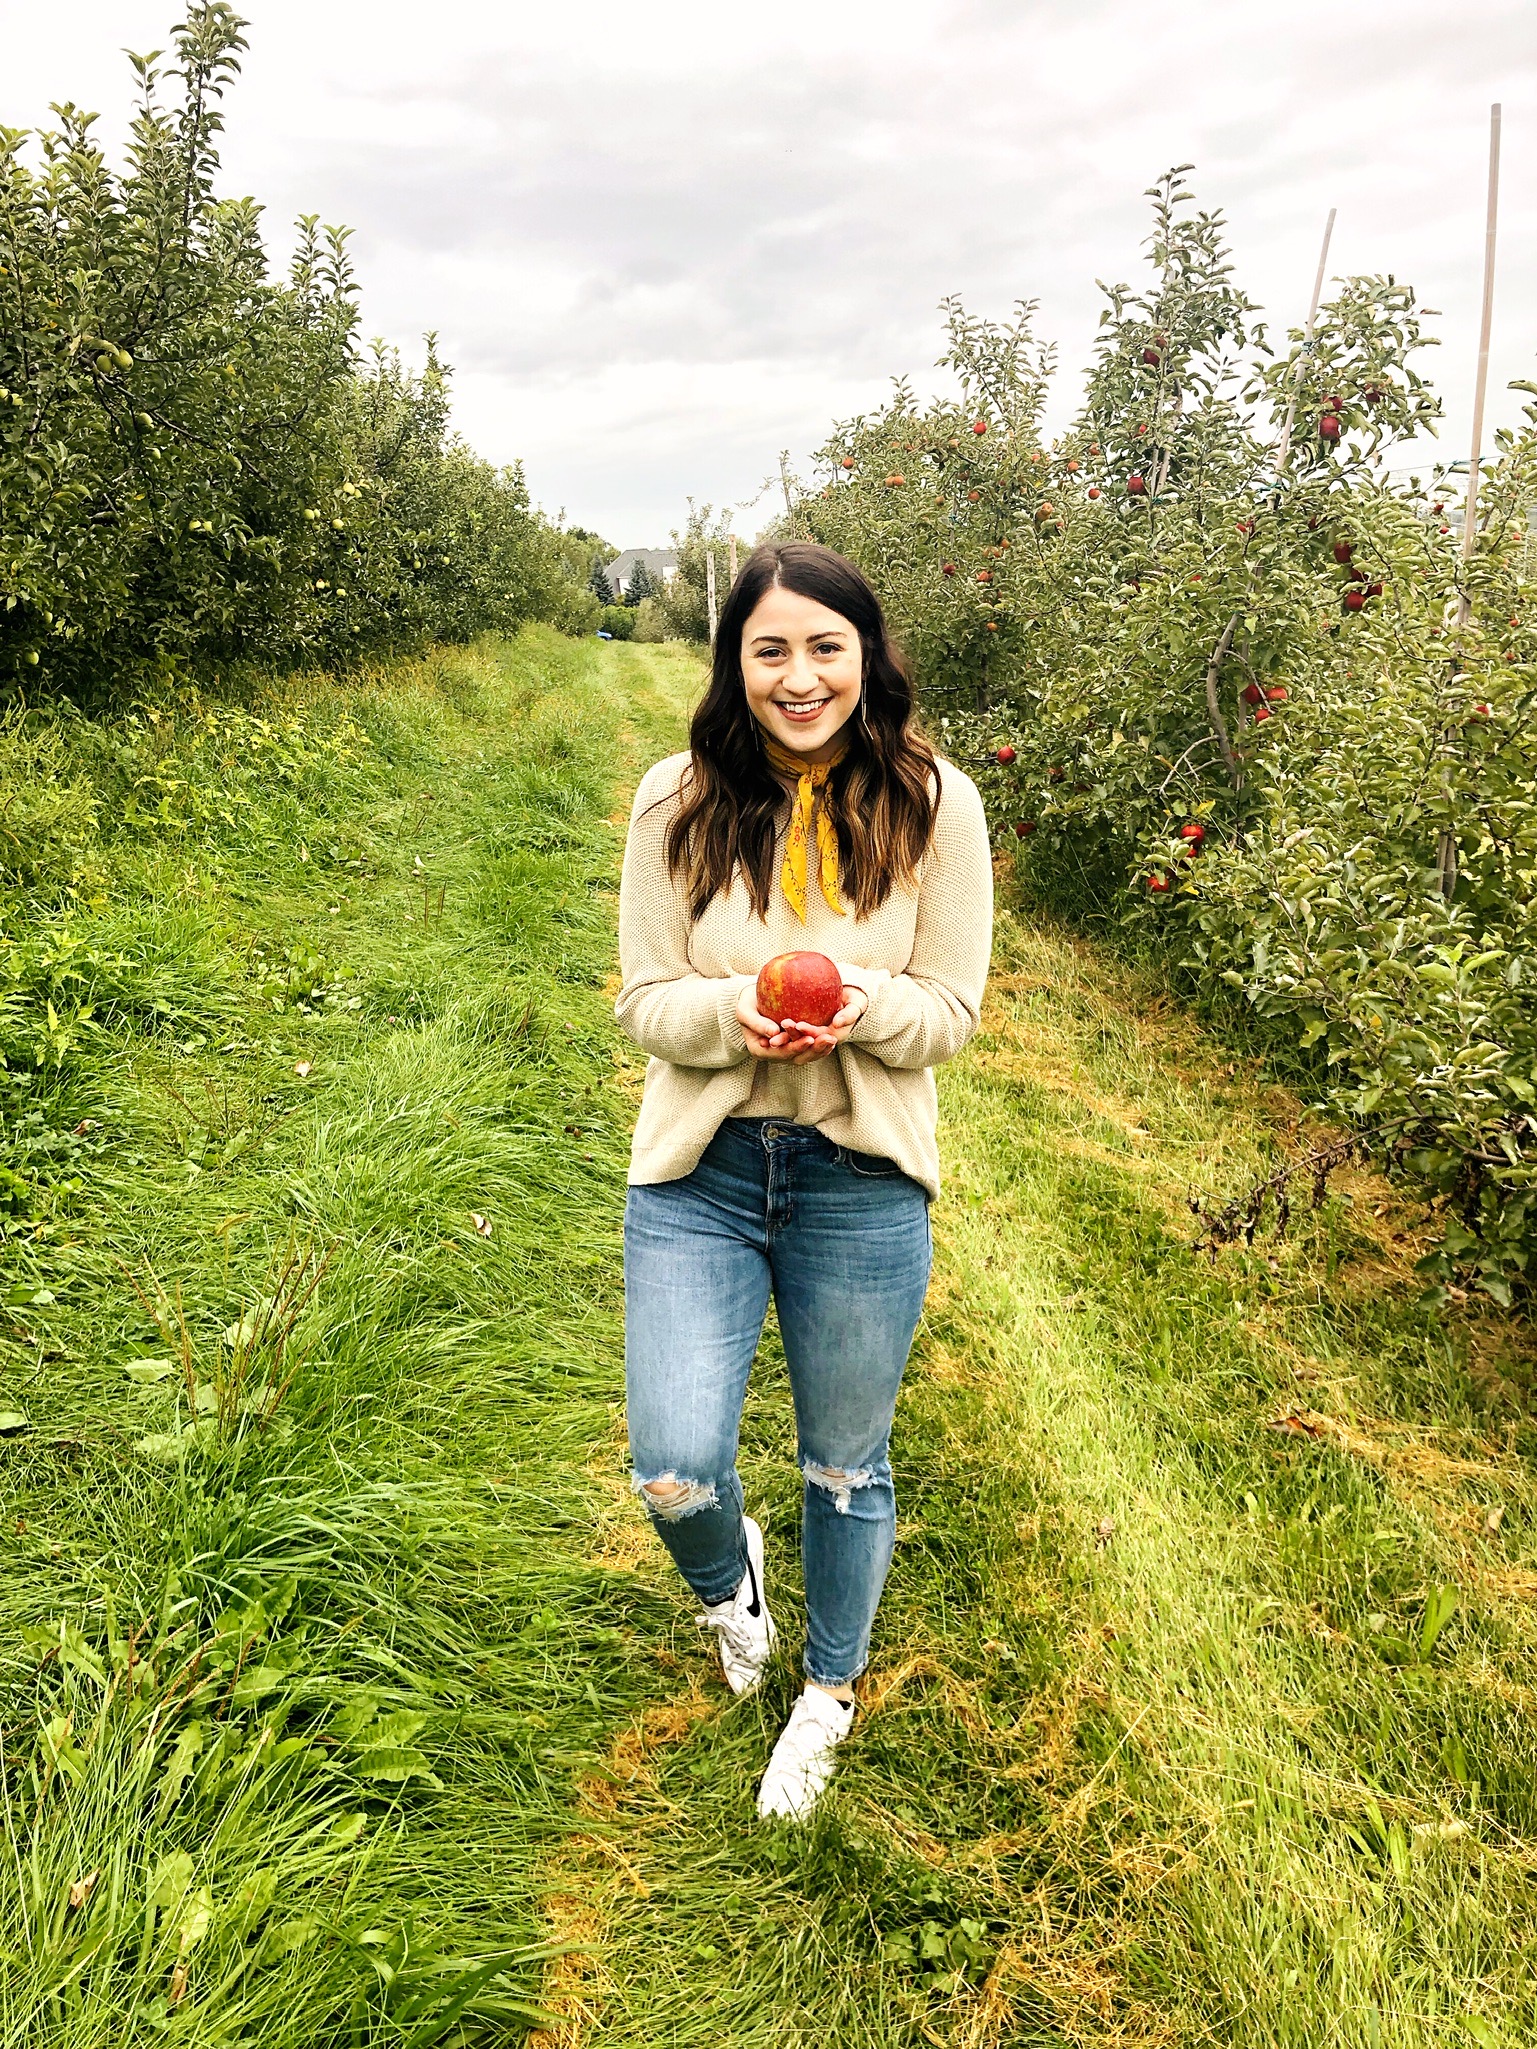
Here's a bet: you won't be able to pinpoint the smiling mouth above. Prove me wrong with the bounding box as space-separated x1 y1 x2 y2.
774 698 831 719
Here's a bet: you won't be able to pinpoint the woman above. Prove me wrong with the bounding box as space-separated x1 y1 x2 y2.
616 540 992 1819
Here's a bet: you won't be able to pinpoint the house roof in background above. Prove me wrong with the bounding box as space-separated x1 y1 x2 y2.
606 548 677 582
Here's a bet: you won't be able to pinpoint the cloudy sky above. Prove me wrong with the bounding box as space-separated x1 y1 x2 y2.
5 1 1534 547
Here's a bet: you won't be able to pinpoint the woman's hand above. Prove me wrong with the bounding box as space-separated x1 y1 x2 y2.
737 982 869 1065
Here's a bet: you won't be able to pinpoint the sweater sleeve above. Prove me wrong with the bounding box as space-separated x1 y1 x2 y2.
614 761 753 1070
845 764 993 1071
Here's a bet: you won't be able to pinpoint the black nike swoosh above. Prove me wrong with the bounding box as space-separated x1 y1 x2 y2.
745 1553 761 1619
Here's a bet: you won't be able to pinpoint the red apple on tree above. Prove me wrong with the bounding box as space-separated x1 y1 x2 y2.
1087 486 1101 500
841 455 855 469
1242 682 1265 705
756 952 844 1029
1013 819 1037 837
1333 541 1353 564
1320 413 1342 442
972 419 988 435
941 561 957 576
1127 474 1146 496
1148 874 1171 894
995 744 1017 763
1344 589 1366 611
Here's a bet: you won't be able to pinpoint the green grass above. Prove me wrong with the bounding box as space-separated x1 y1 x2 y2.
5 632 1537 2048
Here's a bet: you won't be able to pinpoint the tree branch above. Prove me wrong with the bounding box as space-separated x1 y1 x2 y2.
1204 612 1241 788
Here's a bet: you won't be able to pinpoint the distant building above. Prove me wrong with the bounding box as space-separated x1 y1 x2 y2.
606 548 677 597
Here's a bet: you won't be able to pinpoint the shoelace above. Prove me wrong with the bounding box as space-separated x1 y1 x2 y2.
696 1556 763 1659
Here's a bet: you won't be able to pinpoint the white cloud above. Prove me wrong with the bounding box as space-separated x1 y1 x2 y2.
4 0 1534 540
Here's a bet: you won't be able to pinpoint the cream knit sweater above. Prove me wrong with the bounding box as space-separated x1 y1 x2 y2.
616 751 993 1198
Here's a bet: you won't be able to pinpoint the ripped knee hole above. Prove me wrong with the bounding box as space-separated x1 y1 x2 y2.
636 1473 718 1521
802 1458 875 1515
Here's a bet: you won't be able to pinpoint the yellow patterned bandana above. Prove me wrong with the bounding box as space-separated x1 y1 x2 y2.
763 733 848 922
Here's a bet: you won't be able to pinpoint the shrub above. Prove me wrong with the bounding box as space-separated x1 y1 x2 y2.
800 168 1537 1302
0 5 579 705
630 597 669 642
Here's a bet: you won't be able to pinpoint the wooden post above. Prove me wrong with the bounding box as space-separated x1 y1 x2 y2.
1457 103 1502 626
1439 103 1502 899
1274 207 1337 473
706 548 718 645
729 533 738 584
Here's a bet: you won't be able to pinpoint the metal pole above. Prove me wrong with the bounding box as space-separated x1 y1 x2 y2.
706 548 718 646
1457 103 1501 626
1274 206 1336 472
1439 105 1502 898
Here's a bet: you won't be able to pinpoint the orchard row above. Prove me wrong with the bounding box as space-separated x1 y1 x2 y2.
0 6 600 706
798 169 1537 1303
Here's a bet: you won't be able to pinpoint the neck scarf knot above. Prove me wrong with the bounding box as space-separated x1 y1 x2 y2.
763 733 847 922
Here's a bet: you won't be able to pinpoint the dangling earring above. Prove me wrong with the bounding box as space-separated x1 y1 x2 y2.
858 683 870 732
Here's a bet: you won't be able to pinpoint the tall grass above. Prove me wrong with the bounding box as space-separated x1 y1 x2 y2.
1 632 697 2045
6 632 1535 2047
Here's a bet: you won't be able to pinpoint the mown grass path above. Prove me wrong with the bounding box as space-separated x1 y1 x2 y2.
5 632 1537 2049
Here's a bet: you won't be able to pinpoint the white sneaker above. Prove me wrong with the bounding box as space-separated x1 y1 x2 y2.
695 1515 776 1695
756 1687 855 1820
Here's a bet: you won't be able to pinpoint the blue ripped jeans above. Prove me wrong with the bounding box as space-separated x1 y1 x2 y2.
624 1117 932 1688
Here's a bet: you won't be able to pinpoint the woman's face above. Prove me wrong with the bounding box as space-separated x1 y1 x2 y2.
739 583 863 762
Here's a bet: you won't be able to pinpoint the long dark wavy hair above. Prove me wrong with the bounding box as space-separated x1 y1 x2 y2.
664 542 938 920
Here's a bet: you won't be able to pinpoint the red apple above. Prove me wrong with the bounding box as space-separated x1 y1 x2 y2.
1013 819 1037 837
1180 822 1206 843
972 419 988 435
1148 875 1171 894
941 561 957 576
1142 347 1162 366
1344 589 1366 611
976 569 993 583
1472 703 1490 718
1087 486 1101 499
995 745 1017 763
1333 541 1353 564
1127 474 1146 496
1366 581 1383 598
1242 682 1265 706
1320 413 1342 442
1253 704 1273 722
841 455 855 469
1265 686 1289 703
986 620 999 631
756 952 844 1029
